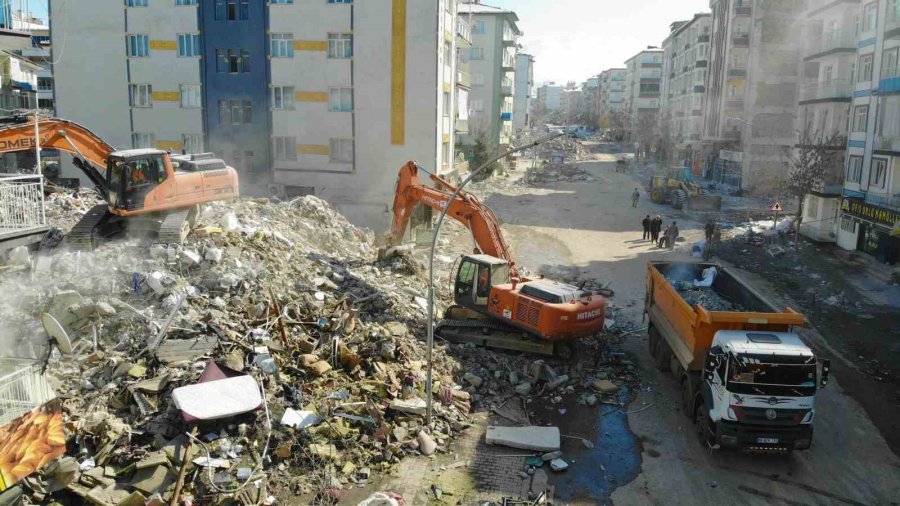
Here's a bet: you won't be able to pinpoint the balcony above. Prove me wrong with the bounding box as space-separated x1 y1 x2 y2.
457 70 471 88
885 12 900 38
734 5 751 16
457 21 471 43
875 135 900 152
455 118 468 134
501 56 515 71
880 65 900 93
694 85 705 93
725 98 744 109
806 29 858 58
732 34 750 47
799 79 853 102
864 192 900 211
501 111 512 121
727 65 747 77
500 83 513 96
698 34 710 43
696 59 708 68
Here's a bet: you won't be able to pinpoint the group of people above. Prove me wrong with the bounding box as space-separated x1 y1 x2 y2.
641 215 679 249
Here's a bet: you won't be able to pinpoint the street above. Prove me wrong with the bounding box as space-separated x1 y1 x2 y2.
471 146 900 505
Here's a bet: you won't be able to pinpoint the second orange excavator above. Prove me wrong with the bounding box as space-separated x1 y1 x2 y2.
390 161 605 356
0 116 239 249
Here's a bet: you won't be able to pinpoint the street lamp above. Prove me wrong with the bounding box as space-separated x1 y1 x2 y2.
424 131 565 424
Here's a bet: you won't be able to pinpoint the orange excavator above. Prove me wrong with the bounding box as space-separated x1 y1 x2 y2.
391 161 605 356
0 116 239 248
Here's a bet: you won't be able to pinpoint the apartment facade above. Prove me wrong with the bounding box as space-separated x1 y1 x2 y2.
661 13 711 169
52 0 458 230
598 68 626 121
459 3 520 149
536 83 564 113
837 0 900 264
582 76 599 128
624 49 663 150
513 53 534 134
796 0 859 243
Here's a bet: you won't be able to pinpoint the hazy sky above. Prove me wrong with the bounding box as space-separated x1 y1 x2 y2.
487 0 710 84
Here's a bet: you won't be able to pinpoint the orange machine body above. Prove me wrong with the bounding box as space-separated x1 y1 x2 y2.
0 117 239 214
391 162 605 342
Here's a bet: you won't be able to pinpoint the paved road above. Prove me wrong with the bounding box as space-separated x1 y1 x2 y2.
483 152 900 505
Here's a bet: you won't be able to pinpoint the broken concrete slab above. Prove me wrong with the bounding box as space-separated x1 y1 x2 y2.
154 336 218 365
129 465 174 496
390 398 427 415
485 426 560 452
592 379 618 394
172 375 262 421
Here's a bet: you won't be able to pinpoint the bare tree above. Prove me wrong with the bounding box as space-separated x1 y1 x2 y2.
787 124 846 245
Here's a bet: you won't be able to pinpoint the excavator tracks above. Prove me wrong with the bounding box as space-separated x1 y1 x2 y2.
436 317 559 356
65 204 112 251
157 208 192 245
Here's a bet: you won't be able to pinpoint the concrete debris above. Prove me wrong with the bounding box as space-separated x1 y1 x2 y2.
549 458 569 472
485 426 561 451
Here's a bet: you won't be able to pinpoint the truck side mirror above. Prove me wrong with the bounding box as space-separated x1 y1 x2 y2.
820 358 830 388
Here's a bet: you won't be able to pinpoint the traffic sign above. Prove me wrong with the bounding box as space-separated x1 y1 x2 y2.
771 201 783 212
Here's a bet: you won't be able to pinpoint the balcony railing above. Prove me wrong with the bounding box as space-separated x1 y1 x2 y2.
696 59 708 68
875 135 900 151
732 34 750 47
455 118 468 134
734 5 751 16
882 64 900 80
0 174 47 241
727 64 747 77
457 70 471 88
864 192 900 211
800 79 853 101
500 83 513 96
808 29 858 56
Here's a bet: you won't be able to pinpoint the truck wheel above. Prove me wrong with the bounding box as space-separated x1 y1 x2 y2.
681 376 694 417
655 338 672 372
696 401 714 447
648 327 659 359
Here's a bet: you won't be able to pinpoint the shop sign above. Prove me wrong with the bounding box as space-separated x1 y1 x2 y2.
841 198 900 228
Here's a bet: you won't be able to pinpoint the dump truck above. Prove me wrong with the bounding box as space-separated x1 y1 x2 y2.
645 261 830 452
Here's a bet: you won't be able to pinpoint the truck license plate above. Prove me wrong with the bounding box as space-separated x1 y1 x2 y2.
756 437 779 444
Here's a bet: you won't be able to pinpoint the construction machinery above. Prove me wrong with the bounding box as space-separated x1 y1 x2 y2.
0 116 239 249
390 161 605 356
647 168 703 210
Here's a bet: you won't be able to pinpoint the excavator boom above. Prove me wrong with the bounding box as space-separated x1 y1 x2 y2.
0 116 115 191
391 161 519 277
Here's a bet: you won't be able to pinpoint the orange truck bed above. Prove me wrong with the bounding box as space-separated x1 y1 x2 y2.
645 261 806 371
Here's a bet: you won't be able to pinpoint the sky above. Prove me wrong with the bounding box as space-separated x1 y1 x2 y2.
486 0 710 84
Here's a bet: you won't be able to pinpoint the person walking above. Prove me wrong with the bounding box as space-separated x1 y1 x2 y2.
631 188 640 207
667 221 680 250
642 215 651 241
705 220 715 243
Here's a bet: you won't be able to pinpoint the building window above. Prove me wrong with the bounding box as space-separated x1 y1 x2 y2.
472 99 484 112
847 155 863 182
472 73 485 85
329 87 353 112
271 0 293 3
271 33 294 58
884 48 899 78
859 54 873 81
870 158 887 187
177 34 201 57
215 0 249 21
473 21 485 34
891 0 900 22
273 137 297 161
218 99 252 124
840 216 856 233
126 0 148 6
330 138 353 163
182 134 202 153
442 142 450 166
470 47 485 60
863 2 877 31
640 83 660 93
853 105 868 132
127 34 149 57
37 77 52 91
180 84 201 108
217 49 250 73
176 0 198 5
443 42 452 64
129 84 152 107
272 86 295 110
132 133 155 149
328 33 353 58
443 91 451 116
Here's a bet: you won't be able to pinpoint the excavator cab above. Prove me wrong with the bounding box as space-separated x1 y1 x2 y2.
454 254 510 310
106 151 170 211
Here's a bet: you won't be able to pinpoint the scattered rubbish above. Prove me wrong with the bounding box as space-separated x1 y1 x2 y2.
549 458 569 472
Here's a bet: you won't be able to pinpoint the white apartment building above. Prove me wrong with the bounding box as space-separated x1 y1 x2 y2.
52 0 459 230
598 68 626 118
837 0 900 265
661 13 711 169
514 53 534 134
796 0 859 243
459 3 520 150
624 49 663 150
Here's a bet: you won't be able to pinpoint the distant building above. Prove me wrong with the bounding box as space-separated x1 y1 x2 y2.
624 48 663 149
513 53 534 133
661 13 711 169
582 76 600 128
598 68 626 118
459 2 521 150
536 83 564 112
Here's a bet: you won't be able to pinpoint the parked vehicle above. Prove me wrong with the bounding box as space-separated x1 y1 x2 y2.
645 261 829 452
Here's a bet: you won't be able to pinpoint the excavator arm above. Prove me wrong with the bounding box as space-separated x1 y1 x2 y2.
391 161 520 278
0 116 116 192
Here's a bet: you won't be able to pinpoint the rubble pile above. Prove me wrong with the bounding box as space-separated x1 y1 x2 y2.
666 278 739 311
1 196 477 504
530 163 593 183
43 189 104 235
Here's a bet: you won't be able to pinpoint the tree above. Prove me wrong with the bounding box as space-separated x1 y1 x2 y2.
787 124 846 246
469 119 501 182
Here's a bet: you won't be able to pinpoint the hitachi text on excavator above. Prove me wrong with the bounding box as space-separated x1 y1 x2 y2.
389 161 605 356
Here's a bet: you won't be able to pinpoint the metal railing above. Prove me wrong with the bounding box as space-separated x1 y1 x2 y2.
881 64 900 80
0 174 47 238
0 359 55 426
800 79 853 101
